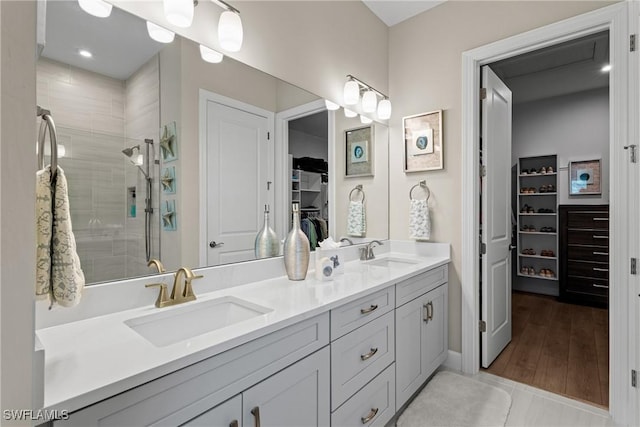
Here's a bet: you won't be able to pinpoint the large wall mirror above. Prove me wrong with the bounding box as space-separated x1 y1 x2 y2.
38 0 389 285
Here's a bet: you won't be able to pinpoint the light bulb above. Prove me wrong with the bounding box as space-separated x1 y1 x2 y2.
163 0 194 28
344 108 357 118
146 21 175 44
362 90 377 113
343 80 360 106
360 115 372 124
199 45 224 64
324 100 340 111
78 0 112 18
218 11 243 52
377 99 392 120
134 154 144 166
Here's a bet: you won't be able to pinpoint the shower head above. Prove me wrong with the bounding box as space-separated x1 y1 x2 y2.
122 145 140 158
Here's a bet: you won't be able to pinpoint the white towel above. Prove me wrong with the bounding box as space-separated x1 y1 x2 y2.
347 200 366 237
36 166 85 307
409 199 431 240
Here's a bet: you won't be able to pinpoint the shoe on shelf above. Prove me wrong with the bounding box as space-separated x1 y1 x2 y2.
547 166 554 173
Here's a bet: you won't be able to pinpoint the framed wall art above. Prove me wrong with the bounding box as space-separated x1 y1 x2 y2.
403 110 443 172
569 159 602 195
345 126 374 177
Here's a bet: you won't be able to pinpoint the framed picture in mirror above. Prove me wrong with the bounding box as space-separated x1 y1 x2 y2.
403 110 443 172
160 122 178 162
345 126 374 177
569 159 602 195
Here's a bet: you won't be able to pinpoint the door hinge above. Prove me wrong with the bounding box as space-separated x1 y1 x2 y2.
631 258 637 275
267 131 270 140
624 144 637 163
479 320 487 333
480 165 487 177
481 242 487 255
632 370 637 387
480 88 487 100
631 34 636 52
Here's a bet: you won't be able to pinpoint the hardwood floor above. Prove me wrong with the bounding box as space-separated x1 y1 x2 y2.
484 291 609 407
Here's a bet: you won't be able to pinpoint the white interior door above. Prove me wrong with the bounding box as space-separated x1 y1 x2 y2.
205 99 272 266
481 66 513 368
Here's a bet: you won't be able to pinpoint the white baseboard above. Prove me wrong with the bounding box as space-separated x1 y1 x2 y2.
443 350 462 371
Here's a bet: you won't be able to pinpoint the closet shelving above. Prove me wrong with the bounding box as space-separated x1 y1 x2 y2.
289 156 328 222
517 154 558 283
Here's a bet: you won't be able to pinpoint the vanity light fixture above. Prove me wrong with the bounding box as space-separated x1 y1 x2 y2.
78 0 112 18
324 100 340 111
147 22 175 44
360 115 373 124
344 108 357 118
163 0 194 28
200 44 224 63
344 74 392 120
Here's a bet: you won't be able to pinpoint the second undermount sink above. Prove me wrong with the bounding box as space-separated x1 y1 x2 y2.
125 296 272 347
365 257 421 269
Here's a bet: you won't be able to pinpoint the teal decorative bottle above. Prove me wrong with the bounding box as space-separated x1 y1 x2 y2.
254 205 279 259
283 204 310 280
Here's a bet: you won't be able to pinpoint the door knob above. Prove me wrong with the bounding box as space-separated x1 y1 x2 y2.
509 244 517 250
209 241 225 248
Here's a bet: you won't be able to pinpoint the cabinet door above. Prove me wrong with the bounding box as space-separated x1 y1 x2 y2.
242 347 330 427
182 395 241 427
395 283 448 409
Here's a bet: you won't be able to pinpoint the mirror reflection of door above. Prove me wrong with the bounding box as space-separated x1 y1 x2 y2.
203 93 274 266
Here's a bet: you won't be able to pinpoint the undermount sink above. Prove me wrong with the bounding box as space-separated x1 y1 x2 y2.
125 296 272 347
365 257 420 269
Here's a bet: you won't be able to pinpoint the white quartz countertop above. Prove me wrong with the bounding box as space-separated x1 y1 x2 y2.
37 250 449 413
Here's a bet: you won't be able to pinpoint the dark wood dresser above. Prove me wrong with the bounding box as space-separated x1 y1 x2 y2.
559 204 609 306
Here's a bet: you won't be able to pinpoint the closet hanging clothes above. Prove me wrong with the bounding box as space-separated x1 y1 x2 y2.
35 106 85 308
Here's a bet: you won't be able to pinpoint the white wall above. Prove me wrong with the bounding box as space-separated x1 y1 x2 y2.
388 0 615 353
512 87 610 205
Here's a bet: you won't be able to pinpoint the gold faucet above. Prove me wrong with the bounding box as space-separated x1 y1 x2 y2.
145 267 203 308
147 258 166 273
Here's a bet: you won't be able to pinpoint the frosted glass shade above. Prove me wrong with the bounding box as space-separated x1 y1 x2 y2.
344 108 357 118
377 99 392 120
218 11 243 52
362 90 377 113
163 0 194 28
78 0 112 18
343 80 360 106
200 45 224 64
324 100 340 111
360 115 372 124
146 22 175 44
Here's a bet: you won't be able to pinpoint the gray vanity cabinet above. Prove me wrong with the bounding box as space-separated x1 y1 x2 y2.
395 269 448 410
182 395 241 427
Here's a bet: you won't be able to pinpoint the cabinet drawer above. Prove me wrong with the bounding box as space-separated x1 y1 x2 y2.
568 261 609 280
396 265 448 307
566 276 609 297
567 212 609 229
331 311 395 410
567 230 609 247
330 287 394 340
182 395 241 427
567 245 609 264
331 364 395 427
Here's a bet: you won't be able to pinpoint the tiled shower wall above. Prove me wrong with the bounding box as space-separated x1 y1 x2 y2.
36 57 160 283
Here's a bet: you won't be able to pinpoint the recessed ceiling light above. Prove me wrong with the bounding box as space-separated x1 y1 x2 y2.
601 64 612 72
78 49 93 58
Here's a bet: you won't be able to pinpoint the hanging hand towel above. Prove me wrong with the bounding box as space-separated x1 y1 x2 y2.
409 198 431 240
347 201 366 237
36 166 85 307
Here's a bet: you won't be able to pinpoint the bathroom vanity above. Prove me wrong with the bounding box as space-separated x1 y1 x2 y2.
36 241 449 426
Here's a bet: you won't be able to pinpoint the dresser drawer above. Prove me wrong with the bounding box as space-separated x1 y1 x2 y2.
566 276 609 297
567 245 609 264
331 311 395 410
568 261 609 280
331 363 395 427
567 230 609 247
396 265 448 307
331 286 394 340
567 212 609 229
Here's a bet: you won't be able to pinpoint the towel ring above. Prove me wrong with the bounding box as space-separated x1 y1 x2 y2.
349 185 365 203
409 180 430 201
37 106 58 181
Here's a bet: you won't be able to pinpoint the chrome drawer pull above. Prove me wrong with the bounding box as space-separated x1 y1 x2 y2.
593 267 609 272
592 235 609 239
593 284 609 289
361 408 379 424
427 301 434 321
360 304 378 315
360 347 378 361
592 218 608 221
593 251 609 256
